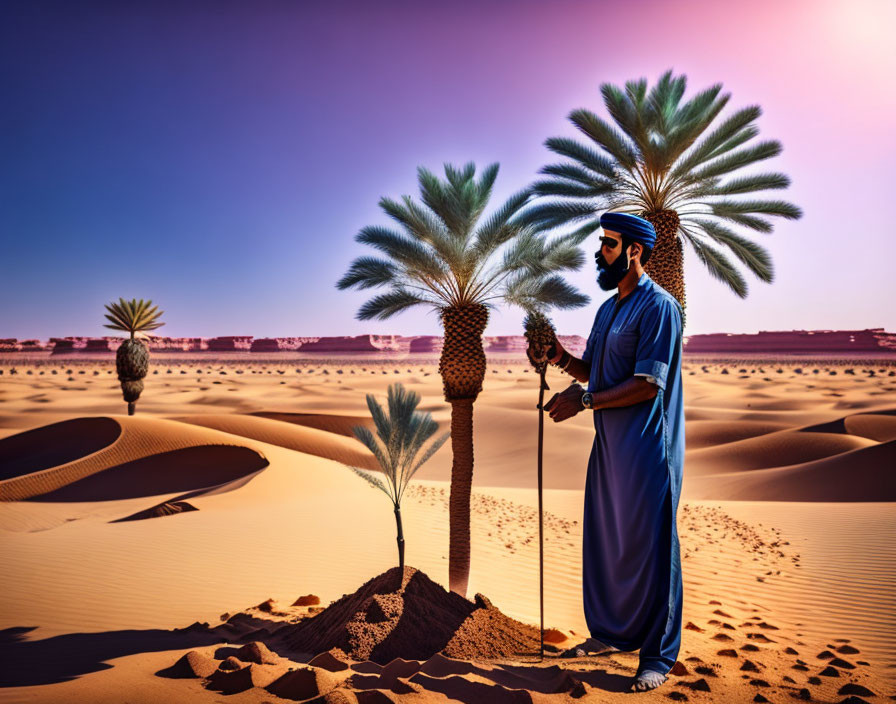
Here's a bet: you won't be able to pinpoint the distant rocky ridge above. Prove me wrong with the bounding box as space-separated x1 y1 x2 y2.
0 328 893 355
683 328 896 354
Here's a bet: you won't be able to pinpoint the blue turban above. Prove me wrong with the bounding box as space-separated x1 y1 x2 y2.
599 212 656 251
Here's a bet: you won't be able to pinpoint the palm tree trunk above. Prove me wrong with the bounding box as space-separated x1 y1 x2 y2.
394 504 405 572
128 402 135 416
448 397 474 598
643 209 687 331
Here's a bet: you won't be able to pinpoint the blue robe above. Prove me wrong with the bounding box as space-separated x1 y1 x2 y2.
579 271 685 676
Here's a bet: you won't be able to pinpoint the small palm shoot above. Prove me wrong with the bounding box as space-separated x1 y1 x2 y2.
346 383 450 572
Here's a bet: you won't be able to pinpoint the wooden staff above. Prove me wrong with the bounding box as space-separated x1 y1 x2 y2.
536 364 549 661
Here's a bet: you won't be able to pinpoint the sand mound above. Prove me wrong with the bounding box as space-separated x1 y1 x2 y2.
265 666 339 700
207 661 283 694
271 566 542 663
162 650 219 678
175 413 378 471
113 500 199 522
234 641 279 664
308 651 350 671
0 417 121 480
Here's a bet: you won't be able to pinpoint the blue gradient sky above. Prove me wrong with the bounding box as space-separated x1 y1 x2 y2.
2 0 894 339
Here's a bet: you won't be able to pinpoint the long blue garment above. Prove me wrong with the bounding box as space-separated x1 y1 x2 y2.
579 271 685 676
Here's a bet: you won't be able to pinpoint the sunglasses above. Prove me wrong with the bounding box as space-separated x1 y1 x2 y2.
598 235 620 250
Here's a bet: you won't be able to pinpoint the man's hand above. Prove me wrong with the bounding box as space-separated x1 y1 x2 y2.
542 382 586 422
526 339 564 367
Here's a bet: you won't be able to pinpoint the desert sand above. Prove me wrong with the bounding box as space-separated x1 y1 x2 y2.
1 355 895 703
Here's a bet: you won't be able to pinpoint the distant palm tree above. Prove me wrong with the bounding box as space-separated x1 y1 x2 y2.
103 298 164 415
337 162 590 597
524 68 803 330
346 383 450 572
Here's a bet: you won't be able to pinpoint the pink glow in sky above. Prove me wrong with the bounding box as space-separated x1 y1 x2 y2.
1 0 894 338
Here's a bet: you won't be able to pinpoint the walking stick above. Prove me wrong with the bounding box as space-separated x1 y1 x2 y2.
536 364 549 661
524 311 556 663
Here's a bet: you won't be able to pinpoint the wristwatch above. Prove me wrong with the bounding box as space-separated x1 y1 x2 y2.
581 391 593 409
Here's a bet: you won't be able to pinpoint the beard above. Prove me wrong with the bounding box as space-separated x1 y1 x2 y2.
596 249 631 291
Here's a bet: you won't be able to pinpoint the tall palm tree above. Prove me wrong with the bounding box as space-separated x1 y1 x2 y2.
346 383 450 572
337 162 590 597
103 298 164 415
523 68 803 330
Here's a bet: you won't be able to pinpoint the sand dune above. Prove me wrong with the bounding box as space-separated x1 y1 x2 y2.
0 417 122 480
803 411 896 442
0 358 894 702
173 413 379 471
686 438 896 501
686 428 877 475
32 446 268 502
249 410 375 438
0 415 269 502
685 419 792 450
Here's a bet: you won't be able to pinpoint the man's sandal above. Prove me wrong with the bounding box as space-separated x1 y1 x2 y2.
559 637 619 658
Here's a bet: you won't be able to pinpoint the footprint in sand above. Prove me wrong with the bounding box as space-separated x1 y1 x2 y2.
746 633 776 643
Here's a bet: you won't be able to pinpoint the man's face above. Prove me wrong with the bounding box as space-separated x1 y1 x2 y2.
596 229 624 266
595 229 640 291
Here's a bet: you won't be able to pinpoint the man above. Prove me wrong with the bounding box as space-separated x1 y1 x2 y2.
530 212 685 693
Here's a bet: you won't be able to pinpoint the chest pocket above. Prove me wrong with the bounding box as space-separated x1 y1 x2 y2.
608 327 638 357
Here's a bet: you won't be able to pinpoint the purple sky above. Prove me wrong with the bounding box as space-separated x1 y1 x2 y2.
1 0 894 339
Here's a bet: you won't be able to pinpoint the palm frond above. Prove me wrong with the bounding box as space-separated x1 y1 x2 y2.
703 211 774 233
661 86 729 169
600 82 655 169
356 289 433 321
710 199 803 220
501 272 590 310
355 225 448 281
468 188 533 263
530 179 616 199
689 140 783 181
568 108 639 170
516 200 600 229
647 69 687 135
102 298 165 335
413 167 468 239
351 426 393 482
668 105 762 180
336 256 398 290
346 465 392 499
690 172 790 197
681 228 748 298
542 138 616 179
692 219 774 282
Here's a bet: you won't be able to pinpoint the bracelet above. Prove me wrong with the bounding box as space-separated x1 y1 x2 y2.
558 351 572 369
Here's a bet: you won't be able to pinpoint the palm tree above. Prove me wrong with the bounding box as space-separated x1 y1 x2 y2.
523 68 803 330
346 383 450 572
337 162 590 597
103 298 164 415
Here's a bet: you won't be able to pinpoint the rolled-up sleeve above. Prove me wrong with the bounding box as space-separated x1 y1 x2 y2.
634 297 682 392
581 309 600 365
